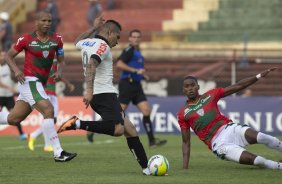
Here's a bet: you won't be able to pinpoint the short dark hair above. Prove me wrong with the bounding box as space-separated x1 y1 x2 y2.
105 19 122 31
36 10 51 20
184 76 198 84
129 29 141 37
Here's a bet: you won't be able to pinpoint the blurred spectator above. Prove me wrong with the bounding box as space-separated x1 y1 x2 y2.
37 0 48 11
47 0 60 32
86 0 102 27
0 51 27 140
0 12 13 52
107 0 114 10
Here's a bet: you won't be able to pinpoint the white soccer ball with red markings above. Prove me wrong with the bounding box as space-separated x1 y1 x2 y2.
147 155 169 176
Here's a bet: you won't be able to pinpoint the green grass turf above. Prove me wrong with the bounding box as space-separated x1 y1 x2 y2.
0 134 281 184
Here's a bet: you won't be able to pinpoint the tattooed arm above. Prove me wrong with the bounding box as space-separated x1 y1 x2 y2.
74 15 105 45
83 58 99 108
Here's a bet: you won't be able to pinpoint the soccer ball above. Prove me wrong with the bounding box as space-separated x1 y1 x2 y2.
147 155 169 176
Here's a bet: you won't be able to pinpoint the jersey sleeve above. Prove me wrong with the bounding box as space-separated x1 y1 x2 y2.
209 88 225 100
14 35 27 52
90 41 109 64
117 46 134 63
177 109 190 130
75 40 84 50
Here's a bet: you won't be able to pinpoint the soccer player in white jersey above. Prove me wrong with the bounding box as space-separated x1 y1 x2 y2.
58 16 150 175
0 51 27 140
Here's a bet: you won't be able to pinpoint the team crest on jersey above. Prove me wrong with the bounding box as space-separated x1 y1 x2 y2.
197 108 204 116
42 50 49 58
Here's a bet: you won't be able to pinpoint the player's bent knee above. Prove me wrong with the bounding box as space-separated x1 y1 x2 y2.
113 123 124 136
7 115 23 126
41 109 54 118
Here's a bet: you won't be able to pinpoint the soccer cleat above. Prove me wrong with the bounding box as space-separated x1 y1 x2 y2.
44 146 53 152
28 135 36 151
19 134 27 140
86 132 95 143
149 138 167 148
142 168 151 176
54 150 77 162
57 115 78 133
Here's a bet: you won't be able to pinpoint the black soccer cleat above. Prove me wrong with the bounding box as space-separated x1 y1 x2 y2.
54 150 77 162
149 138 167 148
86 132 95 143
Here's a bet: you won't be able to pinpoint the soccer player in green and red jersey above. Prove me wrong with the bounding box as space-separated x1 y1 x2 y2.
28 60 75 152
0 10 76 162
178 67 282 170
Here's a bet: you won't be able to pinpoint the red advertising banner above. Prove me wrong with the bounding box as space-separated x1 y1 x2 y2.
0 97 93 136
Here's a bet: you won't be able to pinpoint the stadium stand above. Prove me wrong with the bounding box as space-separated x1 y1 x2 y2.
2 0 282 96
0 0 37 34
20 0 183 42
188 0 282 42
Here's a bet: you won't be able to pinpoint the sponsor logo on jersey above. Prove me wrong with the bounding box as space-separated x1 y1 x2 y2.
96 43 107 56
42 50 49 58
184 108 191 116
29 40 40 47
49 42 58 47
82 41 96 47
184 95 211 116
41 45 50 49
16 37 24 46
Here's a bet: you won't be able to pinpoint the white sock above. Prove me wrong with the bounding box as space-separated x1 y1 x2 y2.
30 127 43 139
75 119 81 129
42 118 63 156
0 111 9 124
257 132 282 152
254 156 282 169
43 131 52 148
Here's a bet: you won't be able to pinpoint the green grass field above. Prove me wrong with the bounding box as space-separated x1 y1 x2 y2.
0 134 281 184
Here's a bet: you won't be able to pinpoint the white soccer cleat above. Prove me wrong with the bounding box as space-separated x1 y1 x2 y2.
142 168 150 176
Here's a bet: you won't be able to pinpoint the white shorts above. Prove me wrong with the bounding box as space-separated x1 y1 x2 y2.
17 77 49 107
48 95 58 117
211 123 250 162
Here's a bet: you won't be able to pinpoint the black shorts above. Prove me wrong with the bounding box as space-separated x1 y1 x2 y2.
118 79 147 105
90 93 124 125
0 96 15 110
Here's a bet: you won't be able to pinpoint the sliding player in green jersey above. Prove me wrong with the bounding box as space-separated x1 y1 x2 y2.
178 67 282 170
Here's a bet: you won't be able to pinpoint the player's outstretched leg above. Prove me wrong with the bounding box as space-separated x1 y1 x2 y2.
257 132 282 152
57 116 78 133
254 156 282 169
124 118 150 175
234 149 282 170
58 115 118 136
